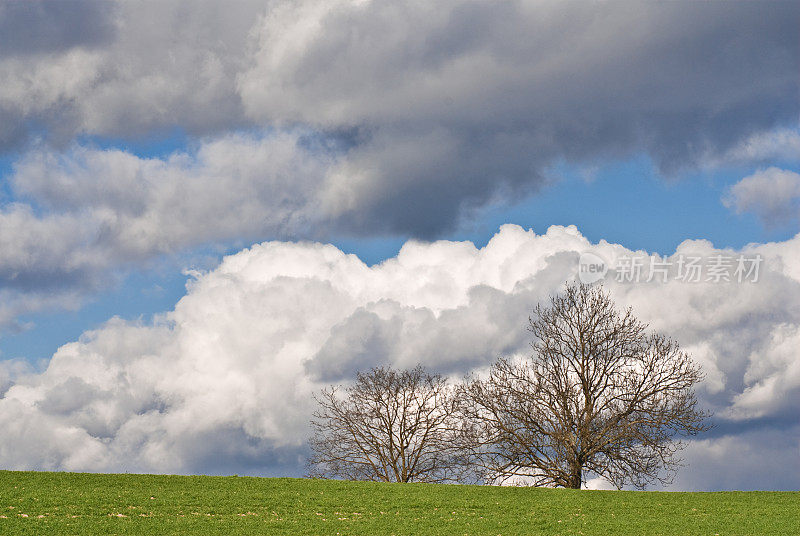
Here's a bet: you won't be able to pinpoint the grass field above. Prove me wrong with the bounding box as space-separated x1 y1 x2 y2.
0 471 797 535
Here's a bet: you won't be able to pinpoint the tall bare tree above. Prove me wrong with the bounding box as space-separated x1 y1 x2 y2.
458 283 710 489
308 365 471 483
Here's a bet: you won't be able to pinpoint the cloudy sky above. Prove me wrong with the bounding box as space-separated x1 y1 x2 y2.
0 0 798 490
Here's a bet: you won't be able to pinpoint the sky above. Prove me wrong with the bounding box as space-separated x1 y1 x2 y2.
0 0 799 490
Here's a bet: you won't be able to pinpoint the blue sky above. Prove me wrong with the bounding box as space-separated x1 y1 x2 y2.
0 0 798 490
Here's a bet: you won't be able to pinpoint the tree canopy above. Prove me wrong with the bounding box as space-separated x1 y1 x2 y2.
458 283 710 488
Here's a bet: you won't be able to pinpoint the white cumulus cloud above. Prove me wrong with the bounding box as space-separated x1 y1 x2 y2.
0 225 798 489
723 167 800 228
710 128 800 167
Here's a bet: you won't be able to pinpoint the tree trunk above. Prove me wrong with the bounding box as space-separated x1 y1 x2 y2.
567 463 582 489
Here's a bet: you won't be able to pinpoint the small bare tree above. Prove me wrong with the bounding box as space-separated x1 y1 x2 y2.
459 283 710 489
308 365 471 483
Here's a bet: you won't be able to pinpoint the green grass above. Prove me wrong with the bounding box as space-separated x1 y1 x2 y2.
0 471 797 535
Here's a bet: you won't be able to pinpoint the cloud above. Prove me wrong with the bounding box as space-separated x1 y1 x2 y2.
708 128 800 168
237 0 799 235
0 1 116 56
11 131 336 253
0 225 798 489
1 0 798 328
0 200 117 331
1 2 799 487
0 0 261 148
0 131 333 329
671 425 800 491
0 358 34 396
1 0 797 230
723 167 800 228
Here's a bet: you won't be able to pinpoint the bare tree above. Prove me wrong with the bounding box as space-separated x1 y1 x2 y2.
308 365 471 483
458 283 710 489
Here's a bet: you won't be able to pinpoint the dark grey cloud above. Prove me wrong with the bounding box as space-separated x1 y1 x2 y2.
0 0 118 150
3 1 797 186
2 0 798 236
175 428 311 478
238 1 799 236
0 0 260 152
670 425 800 491
0 0 117 56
